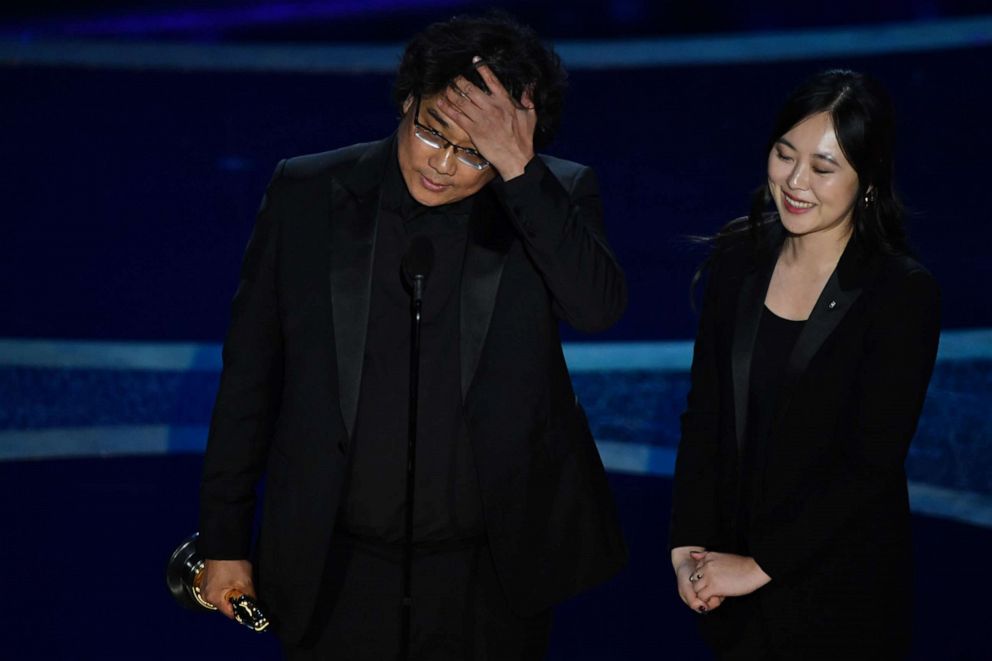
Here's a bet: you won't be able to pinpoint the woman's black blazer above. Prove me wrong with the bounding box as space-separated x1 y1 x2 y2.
671 219 940 658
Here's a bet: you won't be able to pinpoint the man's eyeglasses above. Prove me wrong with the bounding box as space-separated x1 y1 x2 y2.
412 96 490 171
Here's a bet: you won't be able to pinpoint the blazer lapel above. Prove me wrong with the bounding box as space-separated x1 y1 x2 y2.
731 255 775 453
777 238 867 414
730 220 789 452
329 137 393 439
460 187 513 400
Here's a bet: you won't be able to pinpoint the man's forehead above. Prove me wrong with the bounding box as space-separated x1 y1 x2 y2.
420 96 476 147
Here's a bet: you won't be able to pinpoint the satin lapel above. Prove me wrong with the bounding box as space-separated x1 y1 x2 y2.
460 188 513 400
778 240 866 414
329 138 392 439
731 261 774 453
329 184 377 440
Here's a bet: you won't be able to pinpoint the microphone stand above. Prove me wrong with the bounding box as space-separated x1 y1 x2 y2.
400 272 425 661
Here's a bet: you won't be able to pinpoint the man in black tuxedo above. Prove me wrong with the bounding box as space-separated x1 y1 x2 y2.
196 13 627 660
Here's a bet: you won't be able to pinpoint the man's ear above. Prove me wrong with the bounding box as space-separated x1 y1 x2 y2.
520 84 536 110
401 95 415 115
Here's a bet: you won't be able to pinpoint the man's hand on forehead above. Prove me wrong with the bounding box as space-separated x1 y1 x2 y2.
437 56 537 181
450 57 535 109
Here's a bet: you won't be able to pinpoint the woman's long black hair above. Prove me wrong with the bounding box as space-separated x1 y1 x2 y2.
693 70 908 301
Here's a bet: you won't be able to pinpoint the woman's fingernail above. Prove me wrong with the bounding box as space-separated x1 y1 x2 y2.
472 55 482 63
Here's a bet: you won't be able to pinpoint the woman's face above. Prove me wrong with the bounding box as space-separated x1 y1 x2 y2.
767 111 861 239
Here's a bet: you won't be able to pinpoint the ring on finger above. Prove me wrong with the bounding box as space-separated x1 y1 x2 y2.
689 572 703 583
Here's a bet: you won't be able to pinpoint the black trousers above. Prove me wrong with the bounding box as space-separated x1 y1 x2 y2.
699 593 779 661
283 534 551 661
702 592 908 661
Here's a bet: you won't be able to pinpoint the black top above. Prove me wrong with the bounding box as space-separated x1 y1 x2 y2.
341 149 480 544
738 304 805 550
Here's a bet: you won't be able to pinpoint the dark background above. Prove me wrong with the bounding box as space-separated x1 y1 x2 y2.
2 1 991 343
2 2 990 659
4 56 991 341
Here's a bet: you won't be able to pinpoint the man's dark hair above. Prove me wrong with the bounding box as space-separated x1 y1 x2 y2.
393 12 568 149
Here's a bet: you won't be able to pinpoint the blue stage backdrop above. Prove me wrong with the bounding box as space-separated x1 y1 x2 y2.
3 45 991 341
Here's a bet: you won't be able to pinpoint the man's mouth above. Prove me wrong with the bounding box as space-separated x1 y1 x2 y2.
420 173 450 192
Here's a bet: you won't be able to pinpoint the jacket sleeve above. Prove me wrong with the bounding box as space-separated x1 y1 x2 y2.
488 157 627 333
197 161 286 559
670 255 725 550
749 268 940 580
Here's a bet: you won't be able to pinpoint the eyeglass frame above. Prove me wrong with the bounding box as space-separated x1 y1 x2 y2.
411 95 491 171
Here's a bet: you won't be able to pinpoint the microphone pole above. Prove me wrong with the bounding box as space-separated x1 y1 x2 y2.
400 236 433 660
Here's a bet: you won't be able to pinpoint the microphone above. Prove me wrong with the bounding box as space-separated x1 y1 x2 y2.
401 236 435 302
398 235 433 656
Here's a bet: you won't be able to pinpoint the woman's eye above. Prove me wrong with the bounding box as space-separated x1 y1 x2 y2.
813 168 832 175
776 151 792 162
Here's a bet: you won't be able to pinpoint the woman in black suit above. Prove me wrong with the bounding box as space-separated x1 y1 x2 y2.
669 70 940 660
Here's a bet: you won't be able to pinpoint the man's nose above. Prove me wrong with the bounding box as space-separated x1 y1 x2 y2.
428 146 457 176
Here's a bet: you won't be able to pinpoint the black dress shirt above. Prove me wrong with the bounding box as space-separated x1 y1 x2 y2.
342 150 483 544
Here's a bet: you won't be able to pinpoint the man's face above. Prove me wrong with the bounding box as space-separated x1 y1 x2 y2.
396 94 496 206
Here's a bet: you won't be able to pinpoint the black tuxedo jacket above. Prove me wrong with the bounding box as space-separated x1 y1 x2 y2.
671 220 940 658
198 137 628 642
